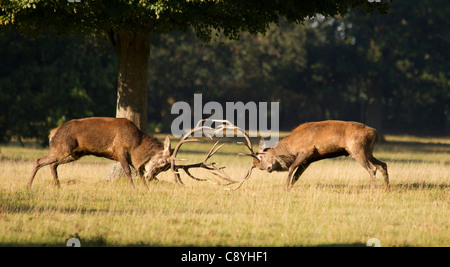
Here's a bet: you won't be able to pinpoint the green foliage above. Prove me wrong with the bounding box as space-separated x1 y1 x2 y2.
1 0 447 140
0 0 393 138
1 0 391 40
343 0 450 133
0 31 116 144
147 0 448 134
149 21 310 130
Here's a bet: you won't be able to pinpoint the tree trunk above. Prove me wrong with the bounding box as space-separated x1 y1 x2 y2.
114 30 151 132
106 30 151 180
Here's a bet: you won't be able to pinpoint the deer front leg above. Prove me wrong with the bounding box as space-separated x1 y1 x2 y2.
137 170 149 189
117 154 135 189
289 162 311 189
285 151 310 191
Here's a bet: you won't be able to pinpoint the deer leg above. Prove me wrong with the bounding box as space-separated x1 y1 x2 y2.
27 154 59 188
286 152 310 191
50 163 60 188
117 155 135 189
50 155 79 188
137 169 149 189
349 151 377 188
290 162 311 189
369 155 389 190
28 150 80 188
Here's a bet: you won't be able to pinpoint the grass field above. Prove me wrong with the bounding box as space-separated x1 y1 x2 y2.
0 134 448 247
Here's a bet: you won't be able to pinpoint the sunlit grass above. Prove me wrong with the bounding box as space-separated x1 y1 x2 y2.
0 136 448 246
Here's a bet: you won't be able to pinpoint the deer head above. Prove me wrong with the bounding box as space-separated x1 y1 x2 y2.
144 136 172 181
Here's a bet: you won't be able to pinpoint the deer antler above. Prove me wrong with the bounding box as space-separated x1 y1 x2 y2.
210 119 258 190
170 120 244 186
170 119 257 190
212 119 259 159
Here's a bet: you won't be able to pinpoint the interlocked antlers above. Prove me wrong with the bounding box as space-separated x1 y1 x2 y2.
212 120 256 190
170 119 255 190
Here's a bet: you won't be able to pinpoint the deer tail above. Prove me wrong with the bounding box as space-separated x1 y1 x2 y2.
48 126 61 144
374 129 381 144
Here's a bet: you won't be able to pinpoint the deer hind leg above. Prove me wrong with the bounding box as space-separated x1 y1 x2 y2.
49 163 60 187
27 152 75 188
28 154 58 188
48 155 79 188
368 155 389 190
349 150 378 188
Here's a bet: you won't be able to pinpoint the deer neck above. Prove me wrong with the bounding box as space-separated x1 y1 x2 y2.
271 140 297 171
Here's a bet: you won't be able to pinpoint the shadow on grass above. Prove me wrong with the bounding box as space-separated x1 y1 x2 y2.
315 243 367 247
301 182 448 191
0 241 370 247
380 140 450 154
0 202 144 216
0 237 108 247
392 183 449 190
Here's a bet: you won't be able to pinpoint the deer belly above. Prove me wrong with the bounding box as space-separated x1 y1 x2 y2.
310 148 349 161
72 148 117 161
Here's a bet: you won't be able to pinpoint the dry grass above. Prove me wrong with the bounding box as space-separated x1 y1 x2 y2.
0 136 448 247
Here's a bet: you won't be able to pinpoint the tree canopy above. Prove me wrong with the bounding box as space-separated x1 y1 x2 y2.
0 32 116 143
1 0 390 39
1 0 392 135
1 0 447 144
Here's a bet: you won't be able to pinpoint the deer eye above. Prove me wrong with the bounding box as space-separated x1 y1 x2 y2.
158 159 166 165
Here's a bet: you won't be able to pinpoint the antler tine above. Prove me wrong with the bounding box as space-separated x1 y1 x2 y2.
211 119 258 159
224 166 255 191
174 139 243 184
206 119 258 190
183 168 237 186
170 119 231 185
183 168 209 182
170 119 211 184
171 119 214 157
204 141 225 161
172 119 217 158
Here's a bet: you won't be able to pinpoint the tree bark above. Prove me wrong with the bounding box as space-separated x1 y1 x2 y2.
113 30 151 132
106 30 151 180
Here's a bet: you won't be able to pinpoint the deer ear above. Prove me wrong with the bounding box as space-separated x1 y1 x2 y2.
164 136 171 152
258 137 267 153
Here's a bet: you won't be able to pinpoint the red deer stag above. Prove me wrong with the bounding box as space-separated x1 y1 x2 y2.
27 117 234 188
221 120 389 191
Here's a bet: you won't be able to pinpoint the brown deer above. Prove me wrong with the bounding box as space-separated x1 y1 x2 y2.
27 117 236 189
221 120 389 191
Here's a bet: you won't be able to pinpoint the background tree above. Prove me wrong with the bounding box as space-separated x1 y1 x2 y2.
344 0 449 134
0 31 116 144
146 0 448 135
0 0 390 133
1 0 448 142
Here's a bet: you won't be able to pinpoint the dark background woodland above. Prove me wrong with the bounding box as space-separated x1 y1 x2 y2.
0 0 448 144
